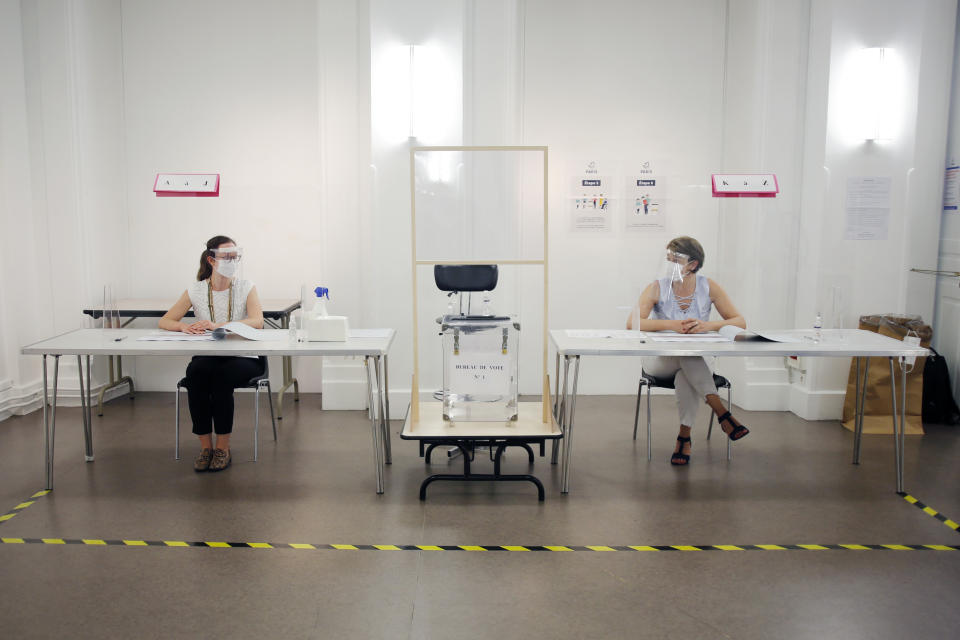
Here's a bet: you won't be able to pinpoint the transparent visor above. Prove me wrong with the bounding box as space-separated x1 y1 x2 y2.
210 245 242 280
210 245 243 260
662 250 690 283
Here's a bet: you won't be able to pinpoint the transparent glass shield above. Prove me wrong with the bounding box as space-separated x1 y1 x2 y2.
412 147 546 262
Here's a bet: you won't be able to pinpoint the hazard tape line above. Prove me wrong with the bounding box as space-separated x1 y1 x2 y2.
1 539 957 551
901 494 960 533
0 490 50 526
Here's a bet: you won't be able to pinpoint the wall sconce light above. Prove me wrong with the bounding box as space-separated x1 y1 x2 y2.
372 42 458 146
853 47 895 141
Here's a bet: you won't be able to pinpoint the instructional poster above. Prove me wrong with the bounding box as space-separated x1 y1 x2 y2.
944 165 959 212
626 175 665 230
571 175 613 231
844 176 890 240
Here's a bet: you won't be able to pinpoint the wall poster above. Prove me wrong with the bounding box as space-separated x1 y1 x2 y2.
625 175 665 230
570 171 613 231
844 176 890 240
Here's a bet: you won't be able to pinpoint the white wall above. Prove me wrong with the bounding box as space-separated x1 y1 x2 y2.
790 0 956 418
2 0 957 422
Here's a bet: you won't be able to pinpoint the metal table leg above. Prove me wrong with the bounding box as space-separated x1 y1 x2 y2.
560 355 581 494
380 354 392 465
77 355 93 462
852 356 869 464
96 355 134 416
364 355 385 494
888 357 907 494
552 354 570 465
43 356 60 490
273 314 300 420
889 357 907 494
551 352 561 464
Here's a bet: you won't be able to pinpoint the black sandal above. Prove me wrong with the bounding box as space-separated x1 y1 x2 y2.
718 411 749 441
671 436 691 466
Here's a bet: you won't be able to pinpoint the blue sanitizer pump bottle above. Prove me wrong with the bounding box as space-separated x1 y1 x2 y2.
314 286 330 317
306 286 348 341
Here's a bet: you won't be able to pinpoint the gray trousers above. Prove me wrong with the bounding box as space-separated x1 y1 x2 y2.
643 356 718 427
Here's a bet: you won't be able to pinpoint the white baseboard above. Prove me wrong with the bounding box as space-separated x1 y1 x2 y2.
788 386 846 420
733 382 790 411
0 380 130 422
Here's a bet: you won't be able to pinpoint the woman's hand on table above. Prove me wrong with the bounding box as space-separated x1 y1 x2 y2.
182 320 216 334
680 318 710 334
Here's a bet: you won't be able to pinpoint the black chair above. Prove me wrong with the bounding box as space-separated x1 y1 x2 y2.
632 371 733 461
174 356 277 461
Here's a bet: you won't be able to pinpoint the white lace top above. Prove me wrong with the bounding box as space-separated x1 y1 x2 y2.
187 279 254 323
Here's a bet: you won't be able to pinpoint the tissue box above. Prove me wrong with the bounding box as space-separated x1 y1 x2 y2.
306 316 349 342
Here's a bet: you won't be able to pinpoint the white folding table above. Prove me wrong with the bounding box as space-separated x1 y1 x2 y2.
81 298 302 418
22 328 395 493
549 329 929 494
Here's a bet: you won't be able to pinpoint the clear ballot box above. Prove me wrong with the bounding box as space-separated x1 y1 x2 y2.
441 315 520 422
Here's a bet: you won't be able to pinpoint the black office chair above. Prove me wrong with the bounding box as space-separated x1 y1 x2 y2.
174 356 277 461
632 371 733 461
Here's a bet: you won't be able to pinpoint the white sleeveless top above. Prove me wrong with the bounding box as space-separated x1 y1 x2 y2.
188 279 254 323
651 274 712 321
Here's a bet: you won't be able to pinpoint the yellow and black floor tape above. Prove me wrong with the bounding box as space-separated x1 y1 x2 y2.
2 491 958 551
901 493 960 533
0 490 50 525
1 539 958 551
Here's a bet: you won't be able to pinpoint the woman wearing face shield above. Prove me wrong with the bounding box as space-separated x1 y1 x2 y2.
159 235 265 472
626 236 749 465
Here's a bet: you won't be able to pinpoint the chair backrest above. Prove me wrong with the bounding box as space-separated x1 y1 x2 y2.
434 265 498 292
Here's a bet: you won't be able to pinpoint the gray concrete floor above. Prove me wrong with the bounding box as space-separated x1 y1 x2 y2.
1 391 958 639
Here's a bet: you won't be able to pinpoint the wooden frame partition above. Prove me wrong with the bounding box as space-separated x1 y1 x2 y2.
408 146 549 424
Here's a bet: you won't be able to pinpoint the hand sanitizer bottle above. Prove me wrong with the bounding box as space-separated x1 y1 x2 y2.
813 311 823 344
305 286 349 341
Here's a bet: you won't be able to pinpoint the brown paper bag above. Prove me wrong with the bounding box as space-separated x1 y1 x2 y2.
841 315 930 435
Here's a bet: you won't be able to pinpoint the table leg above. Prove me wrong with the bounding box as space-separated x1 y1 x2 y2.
560 355 581 494
550 352 561 464
897 358 906 494
77 355 93 461
852 357 869 465
43 356 60 491
96 354 135 416
86 356 93 460
274 314 300 420
364 356 384 494
888 357 905 494
552 354 571 465
42 356 49 489
378 354 391 465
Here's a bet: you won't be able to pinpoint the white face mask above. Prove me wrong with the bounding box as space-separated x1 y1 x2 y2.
215 259 239 279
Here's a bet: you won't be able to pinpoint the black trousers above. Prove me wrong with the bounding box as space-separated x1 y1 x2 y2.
185 356 265 436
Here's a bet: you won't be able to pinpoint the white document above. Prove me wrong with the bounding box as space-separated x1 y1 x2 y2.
566 329 646 340
348 329 393 338
138 332 214 342
220 322 286 341
649 331 731 343
845 176 891 240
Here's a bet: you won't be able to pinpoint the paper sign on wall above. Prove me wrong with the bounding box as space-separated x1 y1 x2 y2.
626 176 665 230
571 175 613 231
844 176 890 240
944 166 959 213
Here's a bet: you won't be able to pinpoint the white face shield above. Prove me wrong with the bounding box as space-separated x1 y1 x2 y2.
210 245 243 281
660 249 691 285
